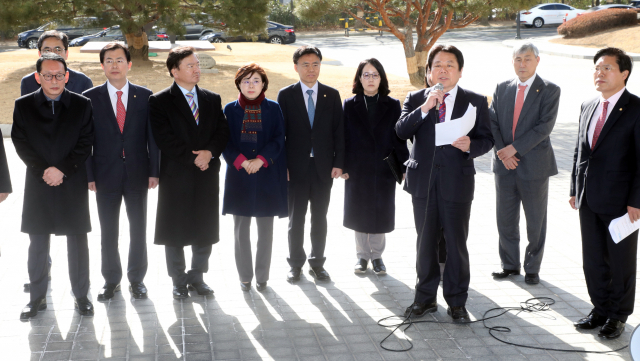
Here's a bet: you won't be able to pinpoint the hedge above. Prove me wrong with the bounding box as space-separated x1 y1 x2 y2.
557 9 638 38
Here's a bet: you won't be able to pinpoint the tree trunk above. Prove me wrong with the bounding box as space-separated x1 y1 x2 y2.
125 32 149 62
402 31 424 88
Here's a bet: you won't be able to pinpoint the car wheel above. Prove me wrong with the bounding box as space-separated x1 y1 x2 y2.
27 38 38 49
533 18 544 28
268 36 283 44
212 38 225 43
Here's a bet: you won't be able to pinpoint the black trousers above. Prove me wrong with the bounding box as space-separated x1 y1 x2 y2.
165 244 212 286
28 234 89 302
412 181 471 307
579 196 638 322
287 158 333 268
96 162 148 284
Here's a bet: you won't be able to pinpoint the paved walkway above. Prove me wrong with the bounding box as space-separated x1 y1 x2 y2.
0 119 638 360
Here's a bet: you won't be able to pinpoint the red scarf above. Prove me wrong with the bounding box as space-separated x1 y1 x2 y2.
238 91 265 107
238 92 265 143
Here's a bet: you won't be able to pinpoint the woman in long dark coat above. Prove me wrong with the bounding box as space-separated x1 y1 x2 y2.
341 58 409 275
222 63 287 292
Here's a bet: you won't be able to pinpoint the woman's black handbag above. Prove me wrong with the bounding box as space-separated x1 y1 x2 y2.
384 149 403 185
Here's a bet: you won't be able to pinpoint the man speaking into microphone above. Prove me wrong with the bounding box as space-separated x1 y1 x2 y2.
396 45 493 322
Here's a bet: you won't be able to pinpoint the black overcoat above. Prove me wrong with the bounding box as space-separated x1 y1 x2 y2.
11 89 94 235
221 98 288 218
342 94 409 233
149 82 230 246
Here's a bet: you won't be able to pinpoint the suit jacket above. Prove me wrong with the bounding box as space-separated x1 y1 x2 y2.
221 98 288 218
570 89 640 216
395 86 494 201
277 82 344 182
149 82 230 246
489 74 560 180
83 82 159 192
0 128 11 194
11 88 93 235
343 94 409 233
21 69 94 96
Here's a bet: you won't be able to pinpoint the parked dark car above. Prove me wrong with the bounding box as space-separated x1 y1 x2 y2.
631 1 640 8
69 26 168 47
17 18 104 49
200 21 295 44
157 14 223 40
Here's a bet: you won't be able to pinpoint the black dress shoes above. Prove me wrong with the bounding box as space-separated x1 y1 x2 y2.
256 282 267 292
404 302 437 318
491 269 520 278
447 306 470 323
188 282 214 296
525 273 540 285
97 283 121 301
574 310 607 329
354 259 368 274
287 267 302 282
598 318 625 339
129 282 148 299
240 282 251 292
173 285 189 300
20 297 46 320
75 296 94 316
309 267 331 281
372 259 386 275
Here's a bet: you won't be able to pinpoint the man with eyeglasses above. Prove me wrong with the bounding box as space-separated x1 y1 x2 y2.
149 46 229 300
20 30 93 293
488 43 561 286
277 46 344 283
82 43 159 302
570 47 639 340
12 53 94 319
21 30 93 96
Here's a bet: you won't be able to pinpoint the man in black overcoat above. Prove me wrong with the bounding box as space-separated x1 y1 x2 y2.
277 46 345 282
149 46 230 300
12 53 94 319
84 43 159 301
396 45 493 322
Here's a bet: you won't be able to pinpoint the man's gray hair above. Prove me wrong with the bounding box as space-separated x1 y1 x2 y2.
513 42 539 58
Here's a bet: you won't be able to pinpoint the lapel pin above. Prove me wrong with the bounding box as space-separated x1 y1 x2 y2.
620 108 623 111
134 95 136 98
324 94 326 97
536 89 539 92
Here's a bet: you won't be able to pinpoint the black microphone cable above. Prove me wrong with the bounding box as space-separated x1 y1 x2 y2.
377 297 627 354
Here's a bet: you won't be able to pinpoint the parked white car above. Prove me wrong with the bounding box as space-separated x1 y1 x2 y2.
519 3 584 28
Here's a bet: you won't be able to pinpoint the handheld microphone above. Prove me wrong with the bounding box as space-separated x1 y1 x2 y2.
433 83 444 109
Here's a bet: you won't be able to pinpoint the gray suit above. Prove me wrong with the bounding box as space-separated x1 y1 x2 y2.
489 74 560 274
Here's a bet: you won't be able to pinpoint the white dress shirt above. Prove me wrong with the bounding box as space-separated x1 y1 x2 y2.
107 80 129 116
300 81 318 111
421 84 459 122
514 73 536 106
588 87 626 148
300 81 319 156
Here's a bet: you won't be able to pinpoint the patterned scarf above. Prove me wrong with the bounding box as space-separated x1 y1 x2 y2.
238 91 265 143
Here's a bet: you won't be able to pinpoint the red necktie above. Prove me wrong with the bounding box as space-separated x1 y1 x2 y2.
438 93 450 123
116 91 126 156
512 84 527 141
591 100 609 150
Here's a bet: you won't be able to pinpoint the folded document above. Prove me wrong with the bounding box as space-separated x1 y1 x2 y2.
435 103 476 146
608 213 640 244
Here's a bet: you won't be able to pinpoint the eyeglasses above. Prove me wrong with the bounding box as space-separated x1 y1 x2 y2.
241 79 262 86
104 59 127 65
39 73 66 81
361 72 380 80
593 65 615 73
42 47 65 54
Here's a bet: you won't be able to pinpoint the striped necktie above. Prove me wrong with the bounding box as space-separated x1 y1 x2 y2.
186 92 199 125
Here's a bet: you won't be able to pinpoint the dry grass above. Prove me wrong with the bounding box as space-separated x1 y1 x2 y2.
551 24 640 53
0 43 419 124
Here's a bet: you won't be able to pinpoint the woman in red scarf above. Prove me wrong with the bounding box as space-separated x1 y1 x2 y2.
222 63 287 292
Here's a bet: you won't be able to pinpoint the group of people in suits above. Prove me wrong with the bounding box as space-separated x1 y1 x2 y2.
0 28 637 340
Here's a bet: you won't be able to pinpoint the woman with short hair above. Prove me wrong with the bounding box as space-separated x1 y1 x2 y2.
341 58 409 275
222 63 287 292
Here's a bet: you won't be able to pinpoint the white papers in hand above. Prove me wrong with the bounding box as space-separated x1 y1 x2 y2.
608 213 640 244
435 103 477 146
